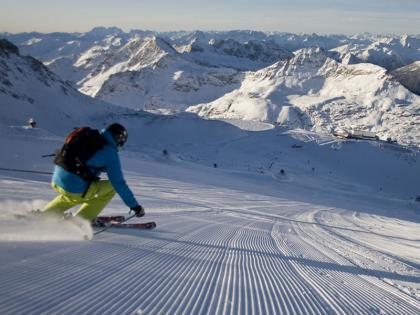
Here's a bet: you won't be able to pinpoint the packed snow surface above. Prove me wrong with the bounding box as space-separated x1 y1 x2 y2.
0 115 419 314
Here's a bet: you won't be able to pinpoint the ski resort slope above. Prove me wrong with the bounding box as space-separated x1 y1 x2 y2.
0 120 420 315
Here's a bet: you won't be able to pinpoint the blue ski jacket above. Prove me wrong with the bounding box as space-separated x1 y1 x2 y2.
52 129 139 208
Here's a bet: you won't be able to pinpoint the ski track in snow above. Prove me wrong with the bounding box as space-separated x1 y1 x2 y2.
0 173 420 315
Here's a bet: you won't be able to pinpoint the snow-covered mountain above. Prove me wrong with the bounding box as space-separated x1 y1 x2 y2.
178 37 293 70
72 36 180 96
0 39 127 134
167 31 350 52
2 28 420 147
51 35 241 110
2 27 126 62
95 60 241 111
391 61 420 95
4 29 419 70
188 47 420 147
269 32 350 51
331 34 420 70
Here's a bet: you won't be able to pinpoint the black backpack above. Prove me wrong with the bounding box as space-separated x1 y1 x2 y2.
54 127 106 182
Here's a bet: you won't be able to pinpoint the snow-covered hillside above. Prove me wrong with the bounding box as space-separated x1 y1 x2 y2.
0 39 130 134
188 47 420 147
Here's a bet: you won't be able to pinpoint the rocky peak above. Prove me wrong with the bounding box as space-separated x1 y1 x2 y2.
153 36 179 55
85 26 124 38
0 39 19 55
292 47 328 64
399 34 420 49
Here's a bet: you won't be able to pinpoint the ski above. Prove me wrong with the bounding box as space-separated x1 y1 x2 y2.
92 215 157 235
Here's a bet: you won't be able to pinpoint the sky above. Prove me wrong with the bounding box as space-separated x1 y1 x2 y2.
1 0 420 35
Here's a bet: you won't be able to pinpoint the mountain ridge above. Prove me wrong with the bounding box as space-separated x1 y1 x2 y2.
2 29 419 147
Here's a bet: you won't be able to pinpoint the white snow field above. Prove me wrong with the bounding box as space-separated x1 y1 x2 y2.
0 114 419 315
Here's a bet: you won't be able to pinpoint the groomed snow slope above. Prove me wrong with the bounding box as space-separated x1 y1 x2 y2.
0 116 419 315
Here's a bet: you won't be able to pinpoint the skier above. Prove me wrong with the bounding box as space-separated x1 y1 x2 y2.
42 123 145 222
27 118 36 128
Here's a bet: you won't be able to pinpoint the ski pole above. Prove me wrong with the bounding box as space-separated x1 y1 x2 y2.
93 213 137 236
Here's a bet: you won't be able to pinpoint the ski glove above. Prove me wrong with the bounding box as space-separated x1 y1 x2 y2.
130 205 145 217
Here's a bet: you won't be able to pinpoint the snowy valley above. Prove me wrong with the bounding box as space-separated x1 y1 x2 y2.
0 28 420 315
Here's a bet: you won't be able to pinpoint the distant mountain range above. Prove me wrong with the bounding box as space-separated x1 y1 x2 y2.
1 28 419 146
3 28 419 69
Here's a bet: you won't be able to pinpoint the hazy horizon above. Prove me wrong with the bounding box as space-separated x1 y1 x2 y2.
1 0 420 35
1 26 419 37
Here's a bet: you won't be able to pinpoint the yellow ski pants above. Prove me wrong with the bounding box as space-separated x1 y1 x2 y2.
43 180 116 221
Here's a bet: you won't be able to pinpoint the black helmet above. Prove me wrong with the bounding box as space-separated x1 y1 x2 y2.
106 123 128 147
